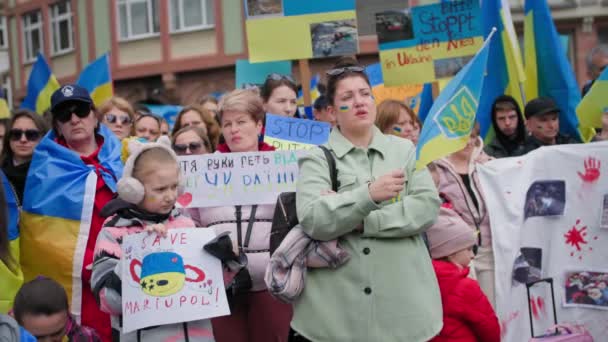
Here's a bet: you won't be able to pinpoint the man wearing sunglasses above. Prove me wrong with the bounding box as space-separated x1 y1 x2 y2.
19 84 123 342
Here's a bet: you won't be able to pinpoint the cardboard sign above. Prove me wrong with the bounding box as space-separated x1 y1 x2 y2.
176 150 304 208
377 0 483 86
245 0 358 62
121 229 229 333
264 114 330 150
365 63 424 110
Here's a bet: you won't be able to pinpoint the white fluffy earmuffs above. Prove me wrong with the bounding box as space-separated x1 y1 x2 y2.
117 136 183 204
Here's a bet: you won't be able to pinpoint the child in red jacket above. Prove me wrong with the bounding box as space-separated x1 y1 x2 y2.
427 207 500 342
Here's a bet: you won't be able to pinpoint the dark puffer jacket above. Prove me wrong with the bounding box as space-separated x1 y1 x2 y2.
430 260 500 342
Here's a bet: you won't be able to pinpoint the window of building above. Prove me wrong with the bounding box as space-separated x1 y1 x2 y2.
0 16 7 49
22 11 43 63
170 0 214 33
50 1 74 55
118 0 160 41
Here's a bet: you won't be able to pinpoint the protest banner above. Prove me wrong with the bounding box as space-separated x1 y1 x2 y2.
245 0 358 62
121 229 230 333
377 0 483 86
264 114 330 150
477 142 608 341
364 63 424 111
176 150 303 208
235 59 292 88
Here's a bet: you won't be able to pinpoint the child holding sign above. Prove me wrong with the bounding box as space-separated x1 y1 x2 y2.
91 137 216 341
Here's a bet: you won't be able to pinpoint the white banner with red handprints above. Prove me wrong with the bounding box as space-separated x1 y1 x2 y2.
478 142 608 341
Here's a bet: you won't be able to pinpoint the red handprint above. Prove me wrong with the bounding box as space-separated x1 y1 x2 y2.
577 157 601 183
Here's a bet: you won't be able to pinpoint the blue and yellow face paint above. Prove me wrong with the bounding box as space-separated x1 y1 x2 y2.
339 105 349 112
392 126 402 136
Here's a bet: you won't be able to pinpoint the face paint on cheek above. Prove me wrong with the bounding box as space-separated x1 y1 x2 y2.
393 126 402 135
339 106 349 112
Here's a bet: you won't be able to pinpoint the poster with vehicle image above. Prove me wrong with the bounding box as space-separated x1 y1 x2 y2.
121 229 229 333
376 0 483 86
245 0 359 62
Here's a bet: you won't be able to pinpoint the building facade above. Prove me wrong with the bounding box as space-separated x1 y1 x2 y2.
2 0 608 107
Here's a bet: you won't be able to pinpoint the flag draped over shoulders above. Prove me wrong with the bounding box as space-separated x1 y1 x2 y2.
20 125 123 319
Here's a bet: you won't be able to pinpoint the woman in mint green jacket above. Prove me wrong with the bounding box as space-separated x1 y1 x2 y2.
292 58 443 342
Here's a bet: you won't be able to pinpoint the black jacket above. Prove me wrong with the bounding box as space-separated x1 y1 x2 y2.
484 95 527 158
522 133 580 154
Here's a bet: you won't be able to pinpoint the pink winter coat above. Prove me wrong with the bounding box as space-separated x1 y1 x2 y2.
188 204 275 292
432 141 493 247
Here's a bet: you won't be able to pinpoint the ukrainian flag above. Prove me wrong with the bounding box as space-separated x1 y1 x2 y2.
0 171 23 313
417 83 434 123
416 30 495 170
575 67 607 141
20 125 122 319
479 0 526 138
297 74 320 119
0 88 10 119
21 53 60 114
77 53 113 107
524 0 586 141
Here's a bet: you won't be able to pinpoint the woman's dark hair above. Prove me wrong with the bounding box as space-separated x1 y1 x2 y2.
260 75 298 103
326 57 371 105
0 175 13 270
1 109 48 165
13 277 70 324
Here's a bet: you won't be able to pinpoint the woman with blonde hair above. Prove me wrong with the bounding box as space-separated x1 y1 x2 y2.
187 89 290 342
375 99 421 145
171 105 221 150
98 96 135 140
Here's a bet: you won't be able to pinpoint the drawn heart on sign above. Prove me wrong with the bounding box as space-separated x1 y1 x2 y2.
177 192 193 207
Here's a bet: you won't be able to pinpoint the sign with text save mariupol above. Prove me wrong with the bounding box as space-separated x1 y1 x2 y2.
264 114 331 150
121 229 230 333
377 0 483 86
245 0 359 62
175 150 304 208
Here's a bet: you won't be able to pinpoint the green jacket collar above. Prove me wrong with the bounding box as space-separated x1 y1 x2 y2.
328 126 387 159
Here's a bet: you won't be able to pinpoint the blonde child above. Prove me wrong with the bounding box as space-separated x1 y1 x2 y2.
91 137 215 341
426 208 500 342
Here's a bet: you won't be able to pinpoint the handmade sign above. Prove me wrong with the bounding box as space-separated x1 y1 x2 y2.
264 114 330 150
365 63 424 111
176 150 304 208
477 143 608 341
377 0 483 86
121 229 229 333
245 0 358 62
235 59 292 89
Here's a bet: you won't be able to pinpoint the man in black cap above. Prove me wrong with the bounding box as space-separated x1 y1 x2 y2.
522 97 579 154
484 95 527 158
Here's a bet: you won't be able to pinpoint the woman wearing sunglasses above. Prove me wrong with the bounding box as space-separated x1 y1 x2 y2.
172 126 211 156
98 96 135 141
261 73 299 117
292 58 441 342
19 84 122 342
0 109 47 203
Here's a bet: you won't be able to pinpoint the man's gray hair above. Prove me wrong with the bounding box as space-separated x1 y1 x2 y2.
586 44 608 70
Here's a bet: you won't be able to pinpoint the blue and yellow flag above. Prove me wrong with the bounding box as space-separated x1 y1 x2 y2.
77 53 113 107
479 0 526 138
575 67 607 142
524 0 586 141
417 83 434 124
416 30 495 170
0 88 10 119
0 170 23 314
20 125 122 318
21 53 60 114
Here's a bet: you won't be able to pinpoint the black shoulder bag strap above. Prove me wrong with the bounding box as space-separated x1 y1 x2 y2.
319 145 340 192
235 204 258 253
